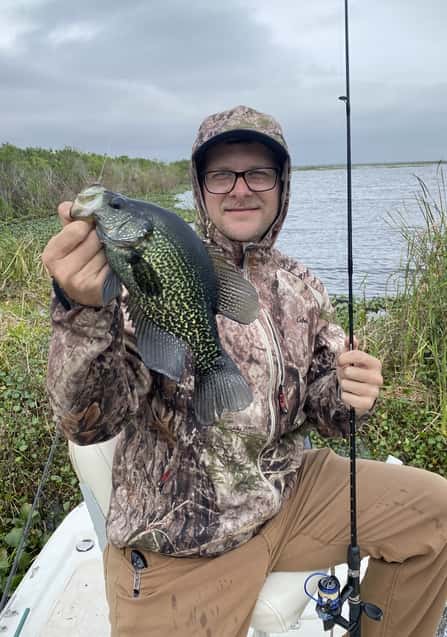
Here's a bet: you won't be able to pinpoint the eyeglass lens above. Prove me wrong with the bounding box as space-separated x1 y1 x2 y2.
204 168 277 194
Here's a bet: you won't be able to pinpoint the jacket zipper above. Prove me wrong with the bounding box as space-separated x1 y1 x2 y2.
262 310 288 416
256 316 277 445
242 249 286 430
242 249 281 508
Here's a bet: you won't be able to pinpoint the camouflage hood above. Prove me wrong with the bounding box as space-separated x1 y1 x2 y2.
191 105 291 255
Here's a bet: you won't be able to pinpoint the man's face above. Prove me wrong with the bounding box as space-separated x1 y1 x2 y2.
202 141 281 243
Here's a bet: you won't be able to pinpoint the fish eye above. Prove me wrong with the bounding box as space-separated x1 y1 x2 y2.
110 196 125 210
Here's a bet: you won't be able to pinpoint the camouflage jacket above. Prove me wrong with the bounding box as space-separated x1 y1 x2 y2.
47 106 361 557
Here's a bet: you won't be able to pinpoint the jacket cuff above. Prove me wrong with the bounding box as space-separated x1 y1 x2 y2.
51 278 104 311
52 278 75 310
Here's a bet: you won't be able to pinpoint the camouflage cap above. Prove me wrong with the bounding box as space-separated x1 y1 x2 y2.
192 105 289 169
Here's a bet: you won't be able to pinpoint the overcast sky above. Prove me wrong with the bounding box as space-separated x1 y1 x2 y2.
2 0 446 165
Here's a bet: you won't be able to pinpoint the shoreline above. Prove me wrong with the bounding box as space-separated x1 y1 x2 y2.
293 159 445 172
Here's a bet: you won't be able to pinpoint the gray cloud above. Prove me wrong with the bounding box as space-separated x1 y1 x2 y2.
1 0 446 163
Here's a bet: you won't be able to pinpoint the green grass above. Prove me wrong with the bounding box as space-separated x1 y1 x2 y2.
0 296 81 597
386 173 447 433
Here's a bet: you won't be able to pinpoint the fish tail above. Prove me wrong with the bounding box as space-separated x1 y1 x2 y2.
193 352 252 426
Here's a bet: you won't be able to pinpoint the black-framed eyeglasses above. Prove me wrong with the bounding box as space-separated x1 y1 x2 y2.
203 167 279 194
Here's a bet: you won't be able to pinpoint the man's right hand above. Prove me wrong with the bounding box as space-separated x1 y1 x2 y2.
42 201 110 307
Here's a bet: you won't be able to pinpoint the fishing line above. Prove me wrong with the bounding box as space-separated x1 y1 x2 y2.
97 151 110 185
0 429 61 614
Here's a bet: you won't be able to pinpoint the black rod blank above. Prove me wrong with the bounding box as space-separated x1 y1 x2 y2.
339 0 361 634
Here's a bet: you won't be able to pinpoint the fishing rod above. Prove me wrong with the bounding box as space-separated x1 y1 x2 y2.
304 2 383 634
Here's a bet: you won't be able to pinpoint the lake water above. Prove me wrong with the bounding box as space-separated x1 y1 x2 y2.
177 163 444 297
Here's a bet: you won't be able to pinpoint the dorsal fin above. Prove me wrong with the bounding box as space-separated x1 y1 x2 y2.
205 245 259 325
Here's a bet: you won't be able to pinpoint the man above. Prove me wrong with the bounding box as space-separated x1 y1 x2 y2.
42 105 447 637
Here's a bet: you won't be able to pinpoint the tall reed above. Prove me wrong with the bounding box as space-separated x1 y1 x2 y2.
384 167 447 434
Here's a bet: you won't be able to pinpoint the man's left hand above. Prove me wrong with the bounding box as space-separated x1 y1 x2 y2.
336 337 383 417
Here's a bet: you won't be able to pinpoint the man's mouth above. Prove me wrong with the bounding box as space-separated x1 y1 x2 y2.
224 207 259 212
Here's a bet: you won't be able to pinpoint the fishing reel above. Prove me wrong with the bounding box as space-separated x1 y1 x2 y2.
304 572 383 633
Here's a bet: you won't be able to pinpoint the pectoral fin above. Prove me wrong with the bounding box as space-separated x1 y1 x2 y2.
127 251 162 297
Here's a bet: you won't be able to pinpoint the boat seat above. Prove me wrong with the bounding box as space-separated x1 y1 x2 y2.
68 437 319 634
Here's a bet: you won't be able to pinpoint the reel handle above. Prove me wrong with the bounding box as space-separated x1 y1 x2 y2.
363 602 383 622
312 573 383 633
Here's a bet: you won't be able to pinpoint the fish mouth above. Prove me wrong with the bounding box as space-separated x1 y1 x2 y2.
70 185 151 248
70 185 106 221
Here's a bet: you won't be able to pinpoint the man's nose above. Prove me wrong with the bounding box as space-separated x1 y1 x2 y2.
230 174 251 195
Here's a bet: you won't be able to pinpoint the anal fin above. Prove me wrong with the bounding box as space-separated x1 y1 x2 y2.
127 298 188 382
193 350 252 426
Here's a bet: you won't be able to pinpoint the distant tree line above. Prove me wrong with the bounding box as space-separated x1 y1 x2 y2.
0 143 191 223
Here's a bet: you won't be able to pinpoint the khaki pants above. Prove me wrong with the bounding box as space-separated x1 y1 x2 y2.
103 449 447 637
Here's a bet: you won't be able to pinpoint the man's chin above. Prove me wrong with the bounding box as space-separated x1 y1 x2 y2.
226 231 260 243
220 222 261 243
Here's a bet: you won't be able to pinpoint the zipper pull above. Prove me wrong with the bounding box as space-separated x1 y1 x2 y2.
131 549 147 598
133 570 141 598
158 469 172 491
278 384 288 415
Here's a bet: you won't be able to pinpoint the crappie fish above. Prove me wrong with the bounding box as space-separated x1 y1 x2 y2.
70 185 259 426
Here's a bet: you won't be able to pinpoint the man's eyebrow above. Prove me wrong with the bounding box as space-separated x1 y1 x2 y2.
204 164 274 171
